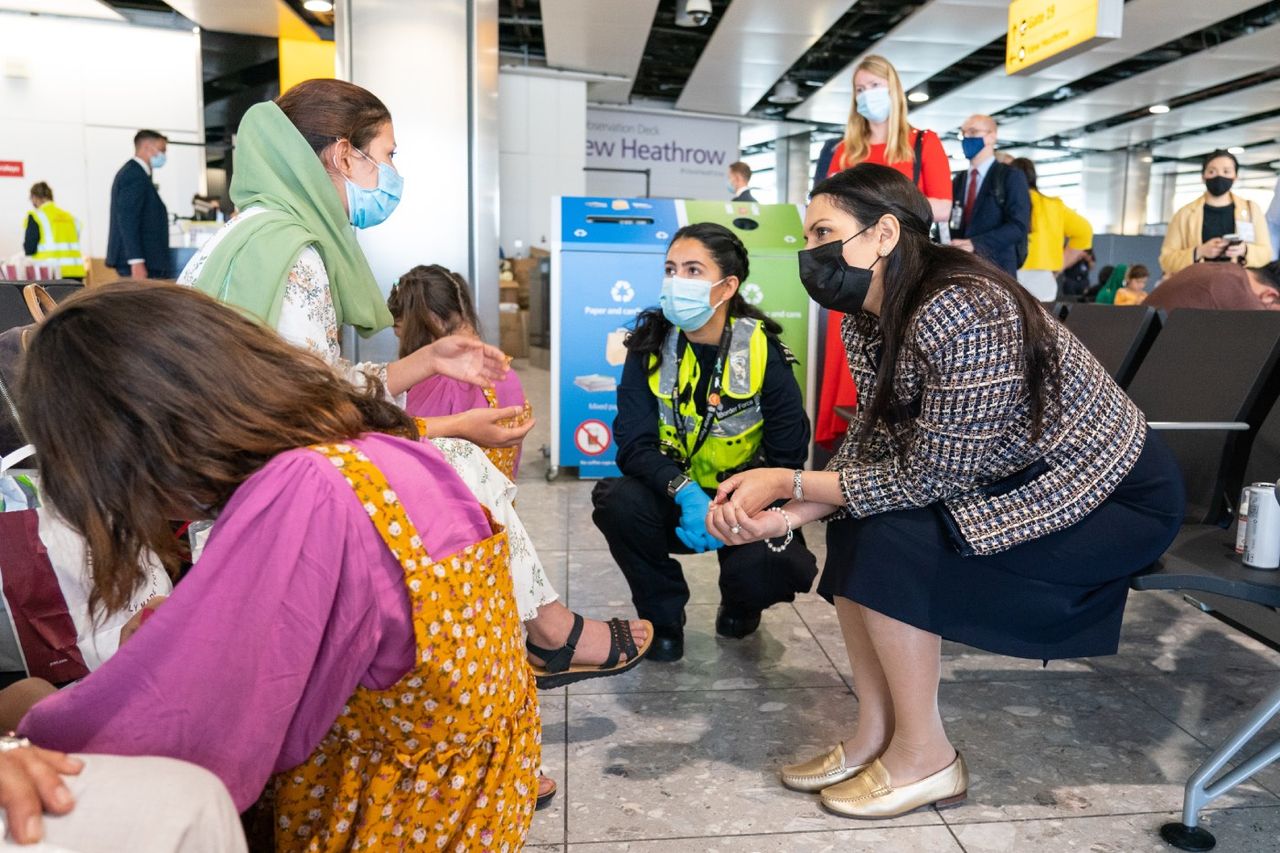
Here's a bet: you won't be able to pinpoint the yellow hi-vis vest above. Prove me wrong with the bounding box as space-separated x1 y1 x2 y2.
27 202 85 278
648 316 768 489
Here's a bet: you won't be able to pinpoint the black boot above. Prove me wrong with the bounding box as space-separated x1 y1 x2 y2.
647 623 684 662
716 605 761 639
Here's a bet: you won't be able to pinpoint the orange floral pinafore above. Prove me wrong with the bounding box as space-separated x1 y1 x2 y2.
272 442 540 851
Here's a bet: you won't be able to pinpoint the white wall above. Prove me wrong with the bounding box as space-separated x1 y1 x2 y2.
341 0 499 356
0 13 204 261
498 72 585 257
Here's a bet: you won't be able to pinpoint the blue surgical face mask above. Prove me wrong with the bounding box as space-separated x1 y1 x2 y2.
855 87 892 123
961 136 986 161
341 146 404 229
149 152 166 170
660 275 726 332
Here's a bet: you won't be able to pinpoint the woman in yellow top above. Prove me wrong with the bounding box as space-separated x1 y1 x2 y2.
1008 158 1092 301
1160 149 1272 275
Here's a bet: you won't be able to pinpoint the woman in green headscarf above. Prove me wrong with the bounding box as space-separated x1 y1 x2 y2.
176 79 652 804
179 78 527 448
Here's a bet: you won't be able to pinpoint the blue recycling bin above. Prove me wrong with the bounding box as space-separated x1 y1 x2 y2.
550 196 681 479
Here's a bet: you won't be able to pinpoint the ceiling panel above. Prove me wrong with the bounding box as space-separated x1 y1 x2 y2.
788 0 1009 124
1071 81 1280 151
0 0 122 19
676 0 856 115
163 0 313 38
1152 113 1280 160
541 0 661 104
998 23 1280 145
905 0 1258 136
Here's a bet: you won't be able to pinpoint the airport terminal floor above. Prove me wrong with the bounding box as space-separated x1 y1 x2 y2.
510 360 1280 853
8 1 1280 851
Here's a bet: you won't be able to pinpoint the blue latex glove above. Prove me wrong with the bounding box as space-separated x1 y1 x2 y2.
673 483 723 552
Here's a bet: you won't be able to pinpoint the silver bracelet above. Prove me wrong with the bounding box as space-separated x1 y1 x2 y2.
765 506 794 552
793 469 805 502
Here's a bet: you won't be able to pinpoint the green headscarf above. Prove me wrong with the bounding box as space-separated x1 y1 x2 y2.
1094 264 1127 305
191 100 392 337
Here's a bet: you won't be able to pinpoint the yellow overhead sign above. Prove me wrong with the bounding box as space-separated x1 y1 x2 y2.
1006 0 1123 76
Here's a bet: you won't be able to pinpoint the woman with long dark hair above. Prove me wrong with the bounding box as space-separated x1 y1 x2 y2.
14 281 539 850
707 164 1184 817
591 223 817 663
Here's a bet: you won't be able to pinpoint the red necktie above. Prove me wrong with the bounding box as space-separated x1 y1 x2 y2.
962 167 979 227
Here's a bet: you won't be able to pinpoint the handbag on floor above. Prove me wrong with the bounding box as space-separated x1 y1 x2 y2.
0 445 172 682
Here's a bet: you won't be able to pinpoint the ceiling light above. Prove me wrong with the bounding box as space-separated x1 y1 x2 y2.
767 79 803 105
907 90 930 104
1227 146 1245 154
303 0 334 12
191 25 200 33
1148 104 1170 114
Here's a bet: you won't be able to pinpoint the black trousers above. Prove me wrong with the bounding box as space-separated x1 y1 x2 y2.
591 476 819 630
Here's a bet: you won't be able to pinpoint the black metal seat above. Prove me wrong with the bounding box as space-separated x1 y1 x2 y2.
1061 303 1160 388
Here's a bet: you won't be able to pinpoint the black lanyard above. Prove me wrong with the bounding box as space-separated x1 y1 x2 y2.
670 322 734 464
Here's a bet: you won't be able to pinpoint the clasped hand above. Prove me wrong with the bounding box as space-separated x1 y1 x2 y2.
704 468 791 546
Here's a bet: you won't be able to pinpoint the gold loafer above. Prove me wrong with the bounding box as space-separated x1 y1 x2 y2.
779 743 870 793
821 753 968 819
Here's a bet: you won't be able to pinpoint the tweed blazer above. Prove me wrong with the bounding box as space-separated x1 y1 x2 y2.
827 276 1147 555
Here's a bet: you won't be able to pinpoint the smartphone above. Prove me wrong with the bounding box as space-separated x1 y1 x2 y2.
1224 233 1243 246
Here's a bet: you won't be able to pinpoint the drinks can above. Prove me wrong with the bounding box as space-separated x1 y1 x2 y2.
1235 488 1251 554
1242 483 1280 570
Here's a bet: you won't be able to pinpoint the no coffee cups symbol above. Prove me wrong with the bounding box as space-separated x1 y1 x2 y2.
575 420 612 456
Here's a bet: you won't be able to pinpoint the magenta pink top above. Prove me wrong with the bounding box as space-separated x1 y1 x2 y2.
19 433 492 810
404 371 528 476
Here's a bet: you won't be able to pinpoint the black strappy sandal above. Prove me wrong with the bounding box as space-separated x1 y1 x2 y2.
526 612 653 690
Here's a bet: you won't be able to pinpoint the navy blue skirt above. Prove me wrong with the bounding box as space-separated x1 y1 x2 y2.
818 430 1185 660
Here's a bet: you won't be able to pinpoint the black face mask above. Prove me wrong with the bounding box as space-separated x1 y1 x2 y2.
1205 175 1234 197
797 225 882 313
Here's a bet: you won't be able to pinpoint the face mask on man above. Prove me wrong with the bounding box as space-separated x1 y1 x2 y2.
961 136 986 160
855 87 892 124
341 146 404 229
660 275 727 332
1205 175 1234 197
797 223 882 314
150 152 167 170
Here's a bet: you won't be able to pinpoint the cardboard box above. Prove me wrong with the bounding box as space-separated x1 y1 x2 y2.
499 307 529 359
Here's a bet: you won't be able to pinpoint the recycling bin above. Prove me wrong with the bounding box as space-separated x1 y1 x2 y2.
681 199 815 411
550 196 680 479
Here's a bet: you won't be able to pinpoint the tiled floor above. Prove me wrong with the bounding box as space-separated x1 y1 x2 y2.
511 359 1280 852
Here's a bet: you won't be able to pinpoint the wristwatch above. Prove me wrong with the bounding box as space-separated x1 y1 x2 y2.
666 473 693 498
0 733 31 753
793 469 805 502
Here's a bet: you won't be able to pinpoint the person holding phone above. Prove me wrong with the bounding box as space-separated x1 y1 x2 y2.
1159 149 1272 274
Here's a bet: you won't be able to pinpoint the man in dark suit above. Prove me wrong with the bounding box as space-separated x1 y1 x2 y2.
106 129 171 279
950 114 1030 277
728 161 756 203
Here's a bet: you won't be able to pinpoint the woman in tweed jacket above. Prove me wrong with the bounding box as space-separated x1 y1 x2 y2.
706 164 1184 820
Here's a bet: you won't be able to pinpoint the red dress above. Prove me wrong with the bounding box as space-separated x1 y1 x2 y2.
814 129 952 446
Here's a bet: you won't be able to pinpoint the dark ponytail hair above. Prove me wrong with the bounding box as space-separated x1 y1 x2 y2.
626 222 782 369
387 264 481 359
812 163 1059 446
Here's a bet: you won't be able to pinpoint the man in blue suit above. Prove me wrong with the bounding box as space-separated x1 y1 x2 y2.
950 114 1030 278
106 130 171 279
